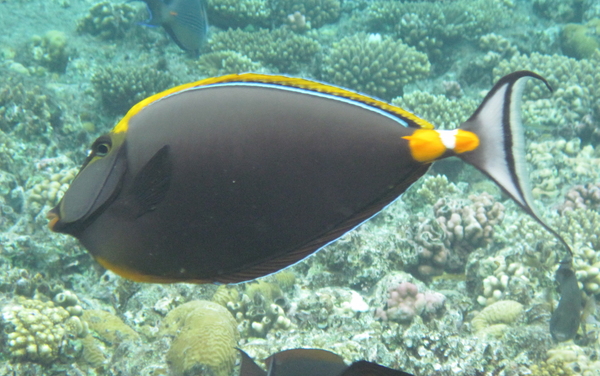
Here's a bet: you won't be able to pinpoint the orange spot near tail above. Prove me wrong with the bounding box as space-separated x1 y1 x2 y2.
402 129 446 163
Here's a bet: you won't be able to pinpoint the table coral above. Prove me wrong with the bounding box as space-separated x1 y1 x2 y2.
208 28 320 73
375 281 445 323
159 300 239 376
76 1 139 40
322 33 430 100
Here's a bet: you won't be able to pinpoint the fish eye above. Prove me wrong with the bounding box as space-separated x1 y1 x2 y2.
94 142 111 157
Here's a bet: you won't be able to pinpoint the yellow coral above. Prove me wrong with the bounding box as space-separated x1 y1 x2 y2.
82 309 139 344
160 301 239 376
212 285 240 307
471 300 523 332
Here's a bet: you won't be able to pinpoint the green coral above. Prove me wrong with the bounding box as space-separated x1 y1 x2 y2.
76 1 139 40
392 91 477 130
207 0 271 29
1 296 87 364
91 63 175 115
208 28 320 72
321 33 430 100
197 50 264 76
26 30 69 73
560 19 600 59
273 0 340 29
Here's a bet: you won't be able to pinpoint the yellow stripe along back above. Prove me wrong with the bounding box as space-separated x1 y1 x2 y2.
112 73 435 134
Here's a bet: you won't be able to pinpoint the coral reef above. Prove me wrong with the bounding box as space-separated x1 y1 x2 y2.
558 182 600 213
76 1 139 40
0 77 62 142
218 280 292 338
91 63 175 115
82 309 140 344
392 91 478 130
471 300 523 337
560 19 600 59
208 28 320 73
473 254 532 306
207 0 271 29
533 0 583 22
273 0 340 29
25 30 70 73
197 50 264 77
26 168 77 211
493 52 600 131
366 0 505 57
374 281 445 323
1 296 86 364
433 193 505 271
159 300 239 376
322 33 430 100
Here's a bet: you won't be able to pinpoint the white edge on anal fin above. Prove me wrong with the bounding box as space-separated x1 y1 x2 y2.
459 71 572 256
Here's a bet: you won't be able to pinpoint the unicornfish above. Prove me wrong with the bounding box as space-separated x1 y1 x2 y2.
47 71 572 284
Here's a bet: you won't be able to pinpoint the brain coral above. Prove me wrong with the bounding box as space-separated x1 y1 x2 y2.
159 300 239 376
471 300 523 335
322 33 430 100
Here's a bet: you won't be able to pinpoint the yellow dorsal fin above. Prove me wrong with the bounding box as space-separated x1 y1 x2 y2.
112 73 434 134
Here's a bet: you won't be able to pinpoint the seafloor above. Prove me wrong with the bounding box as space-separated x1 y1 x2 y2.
0 0 599 375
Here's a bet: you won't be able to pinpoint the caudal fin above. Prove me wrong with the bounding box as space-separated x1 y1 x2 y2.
458 71 572 255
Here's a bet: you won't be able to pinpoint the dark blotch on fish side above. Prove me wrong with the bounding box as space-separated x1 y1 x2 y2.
550 258 583 342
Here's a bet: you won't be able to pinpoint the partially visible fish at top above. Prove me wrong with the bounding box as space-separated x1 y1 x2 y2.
139 0 208 54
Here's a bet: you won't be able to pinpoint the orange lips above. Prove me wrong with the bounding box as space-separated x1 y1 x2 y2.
46 211 60 231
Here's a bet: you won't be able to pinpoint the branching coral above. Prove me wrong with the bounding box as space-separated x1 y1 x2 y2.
197 50 264 77
77 1 140 40
392 91 478 130
272 0 340 29
208 28 319 73
322 33 430 100
207 0 271 29
375 281 445 323
493 52 600 133
91 63 175 115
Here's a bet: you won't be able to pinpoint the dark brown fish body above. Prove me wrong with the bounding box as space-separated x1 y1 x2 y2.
48 72 572 284
74 85 427 283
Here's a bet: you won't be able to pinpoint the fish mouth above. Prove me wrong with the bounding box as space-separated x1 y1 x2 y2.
46 210 60 232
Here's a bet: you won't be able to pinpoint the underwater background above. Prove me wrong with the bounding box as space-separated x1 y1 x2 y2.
1 0 600 374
